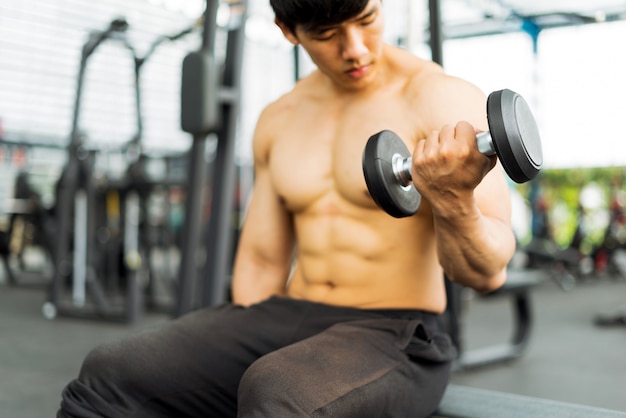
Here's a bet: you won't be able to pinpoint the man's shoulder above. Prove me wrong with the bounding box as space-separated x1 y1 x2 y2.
410 71 488 130
260 74 322 119
383 45 479 91
384 46 487 129
259 89 298 122
384 46 453 99
395 52 483 104
254 86 306 144
385 45 441 76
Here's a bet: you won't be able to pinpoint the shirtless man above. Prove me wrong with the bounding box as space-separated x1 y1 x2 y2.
58 0 515 417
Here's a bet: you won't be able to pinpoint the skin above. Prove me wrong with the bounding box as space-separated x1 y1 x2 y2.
231 0 516 313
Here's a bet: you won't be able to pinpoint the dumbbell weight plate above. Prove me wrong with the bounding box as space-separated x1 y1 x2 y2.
487 89 543 183
362 130 420 218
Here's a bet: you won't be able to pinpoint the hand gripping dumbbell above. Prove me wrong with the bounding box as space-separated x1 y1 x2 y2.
362 89 543 218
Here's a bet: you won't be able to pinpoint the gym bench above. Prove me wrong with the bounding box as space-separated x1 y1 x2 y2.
434 384 626 417
445 268 545 371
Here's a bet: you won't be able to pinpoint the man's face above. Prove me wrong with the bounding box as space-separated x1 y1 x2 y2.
282 0 385 91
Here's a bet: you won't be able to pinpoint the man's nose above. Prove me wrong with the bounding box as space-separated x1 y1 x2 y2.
341 28 368 61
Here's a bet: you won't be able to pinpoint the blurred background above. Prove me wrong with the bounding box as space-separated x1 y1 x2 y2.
1 0 626 416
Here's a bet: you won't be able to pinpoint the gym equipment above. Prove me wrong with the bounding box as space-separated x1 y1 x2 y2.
43 18 139 323
435 384 626 418
445 270 543 372
175 0 248 315
117 21 200 315
362 89 543 218
43 17 198 322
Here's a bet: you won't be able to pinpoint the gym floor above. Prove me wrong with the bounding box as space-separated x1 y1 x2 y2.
1 273 625 416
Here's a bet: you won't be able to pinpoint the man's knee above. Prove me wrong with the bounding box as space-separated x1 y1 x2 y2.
238 351 311 416
58 342 134 417
237 350 414 418
59 336 163 417
79 341 131 383
236 341 393 417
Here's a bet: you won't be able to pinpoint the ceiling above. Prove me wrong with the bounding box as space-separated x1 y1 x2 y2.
493 0 626 16
440 0 626 38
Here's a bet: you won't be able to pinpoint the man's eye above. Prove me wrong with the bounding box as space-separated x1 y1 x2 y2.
315 32 335 41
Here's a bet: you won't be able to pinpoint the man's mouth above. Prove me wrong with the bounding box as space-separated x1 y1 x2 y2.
346 65 370 78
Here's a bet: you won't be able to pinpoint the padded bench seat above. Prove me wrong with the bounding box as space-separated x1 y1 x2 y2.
434 384 626 418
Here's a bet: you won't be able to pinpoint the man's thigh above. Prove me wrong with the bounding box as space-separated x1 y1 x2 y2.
120 299 321 412
60 299 308 417
238 317 456 417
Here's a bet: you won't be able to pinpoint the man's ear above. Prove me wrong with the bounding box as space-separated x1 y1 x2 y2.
275 18 299 45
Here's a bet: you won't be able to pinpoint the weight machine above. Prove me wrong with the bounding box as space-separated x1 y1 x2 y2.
43 17 199 322
175 0 248 315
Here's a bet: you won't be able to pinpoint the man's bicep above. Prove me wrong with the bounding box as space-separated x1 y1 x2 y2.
238 169 295 266
475 165 513 228
419 75 489 133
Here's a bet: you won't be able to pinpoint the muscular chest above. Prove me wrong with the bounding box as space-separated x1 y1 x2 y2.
270 99 420 213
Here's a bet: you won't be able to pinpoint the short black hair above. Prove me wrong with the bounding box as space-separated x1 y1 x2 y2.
269 0 370 34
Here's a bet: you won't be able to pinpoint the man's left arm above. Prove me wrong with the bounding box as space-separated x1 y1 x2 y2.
413 76 517 293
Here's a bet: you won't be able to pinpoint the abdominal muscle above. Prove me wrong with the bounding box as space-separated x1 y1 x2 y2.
285 207 448 313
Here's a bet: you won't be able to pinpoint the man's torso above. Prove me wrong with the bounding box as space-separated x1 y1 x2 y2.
268 47 448 312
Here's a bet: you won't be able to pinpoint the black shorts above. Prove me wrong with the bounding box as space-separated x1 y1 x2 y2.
58 296 456 418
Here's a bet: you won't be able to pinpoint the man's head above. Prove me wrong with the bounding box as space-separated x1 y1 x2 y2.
270 0 385 91
269 0 370 36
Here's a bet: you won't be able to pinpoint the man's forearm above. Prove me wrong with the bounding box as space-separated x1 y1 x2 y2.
433 201 515 293
231 254 291 306
232 272 288 306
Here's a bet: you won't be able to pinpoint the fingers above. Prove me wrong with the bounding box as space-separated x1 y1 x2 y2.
411 120 496 202
412 121 490 180
416 121 484 164
425 122 474 142
419 125 449 155
454 121 476 141
419 123 473 160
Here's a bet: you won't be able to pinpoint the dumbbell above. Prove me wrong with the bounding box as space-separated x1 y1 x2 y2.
362 89 543 218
